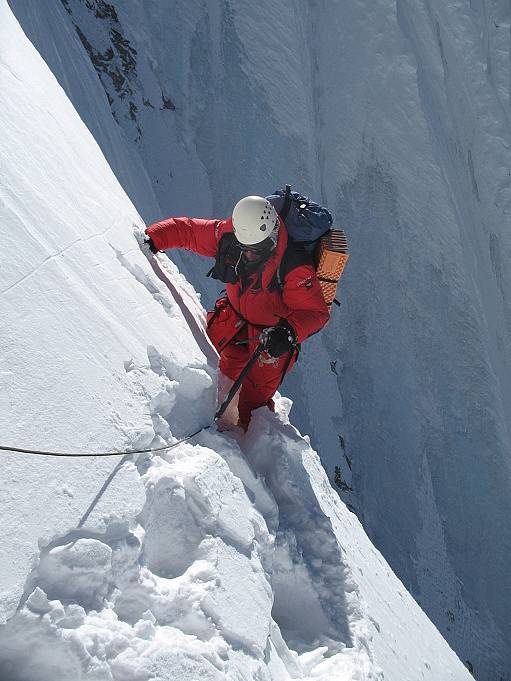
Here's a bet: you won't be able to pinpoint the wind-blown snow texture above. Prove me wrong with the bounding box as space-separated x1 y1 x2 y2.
0 2 476 680
9 1 510 677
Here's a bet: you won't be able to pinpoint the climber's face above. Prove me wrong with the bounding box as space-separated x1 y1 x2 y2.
242 246 266 262
240 235 276 261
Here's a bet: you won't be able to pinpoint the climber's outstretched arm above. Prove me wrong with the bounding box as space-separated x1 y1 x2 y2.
146 217 221 257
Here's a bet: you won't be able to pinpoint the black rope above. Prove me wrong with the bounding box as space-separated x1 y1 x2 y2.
215 343 265 419
0 340 269 459
0 425 209 458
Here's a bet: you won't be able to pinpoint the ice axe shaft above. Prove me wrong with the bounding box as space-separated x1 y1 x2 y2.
215 342 266 420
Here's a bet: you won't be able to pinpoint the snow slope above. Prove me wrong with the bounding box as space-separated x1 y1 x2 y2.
0 3 474 680
9 2 511 677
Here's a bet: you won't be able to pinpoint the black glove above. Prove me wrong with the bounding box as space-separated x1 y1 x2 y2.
144 234 159 253
263 321 297 358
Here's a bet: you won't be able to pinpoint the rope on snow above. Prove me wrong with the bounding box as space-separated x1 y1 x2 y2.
0 426 209 458
1 339 268 458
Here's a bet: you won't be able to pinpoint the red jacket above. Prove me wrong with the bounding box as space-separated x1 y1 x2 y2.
146 216 330 343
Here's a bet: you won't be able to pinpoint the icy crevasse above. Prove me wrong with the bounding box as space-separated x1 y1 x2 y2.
0 3 472 680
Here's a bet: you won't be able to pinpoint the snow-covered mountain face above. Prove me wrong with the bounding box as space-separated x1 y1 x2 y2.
0 5 477 679
4 0 511 678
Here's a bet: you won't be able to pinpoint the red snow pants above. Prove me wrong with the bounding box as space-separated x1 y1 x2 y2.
207 299 297 425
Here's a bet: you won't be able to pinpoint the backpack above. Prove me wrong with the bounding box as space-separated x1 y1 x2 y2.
267 186 349 307
266 185 333 248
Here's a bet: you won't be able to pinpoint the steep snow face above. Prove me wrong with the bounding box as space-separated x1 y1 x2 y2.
0 0 215 628
0 3 475 680
9 1 511 677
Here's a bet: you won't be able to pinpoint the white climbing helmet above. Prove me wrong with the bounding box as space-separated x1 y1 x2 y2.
232 196 279 246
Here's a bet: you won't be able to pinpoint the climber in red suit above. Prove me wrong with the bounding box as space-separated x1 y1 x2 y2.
145 195 329 429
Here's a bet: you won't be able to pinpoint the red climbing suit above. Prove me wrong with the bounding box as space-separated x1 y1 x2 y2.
146 215 330 423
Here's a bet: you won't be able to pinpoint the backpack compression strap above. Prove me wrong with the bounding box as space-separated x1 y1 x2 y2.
280 184 293 222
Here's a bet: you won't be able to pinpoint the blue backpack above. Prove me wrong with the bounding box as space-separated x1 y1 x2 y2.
266 185 333 249
267 185 348 308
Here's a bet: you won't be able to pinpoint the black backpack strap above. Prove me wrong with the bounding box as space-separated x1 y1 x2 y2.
273 241 314 290
280 184 293 222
